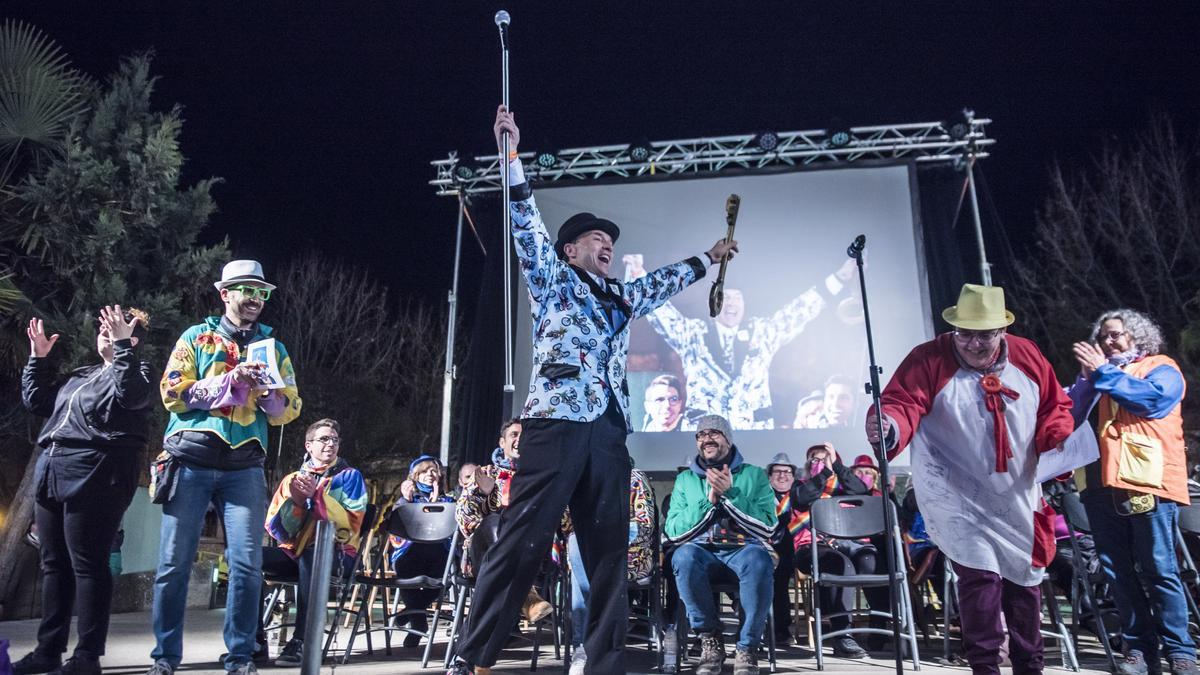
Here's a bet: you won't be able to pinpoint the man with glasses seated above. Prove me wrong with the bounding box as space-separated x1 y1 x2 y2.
148 260 302 675
665 414 777 675
867 283 1073 675
261 418 366 666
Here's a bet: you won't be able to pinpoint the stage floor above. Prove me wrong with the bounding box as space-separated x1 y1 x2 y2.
1 607 1115 674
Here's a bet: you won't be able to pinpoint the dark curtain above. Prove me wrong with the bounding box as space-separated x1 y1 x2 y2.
915 163 974 328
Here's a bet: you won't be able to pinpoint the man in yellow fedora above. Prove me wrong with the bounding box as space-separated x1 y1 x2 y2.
866 283 1074 675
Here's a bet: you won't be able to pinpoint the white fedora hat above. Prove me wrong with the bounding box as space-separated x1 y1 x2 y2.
214 260 277 291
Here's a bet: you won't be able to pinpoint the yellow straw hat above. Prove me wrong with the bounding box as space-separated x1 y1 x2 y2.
941 283 1015 330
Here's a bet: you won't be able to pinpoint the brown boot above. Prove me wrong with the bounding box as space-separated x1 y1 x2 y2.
521 589 553 623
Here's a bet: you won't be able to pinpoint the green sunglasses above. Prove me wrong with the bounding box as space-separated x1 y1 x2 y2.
228 285 272 301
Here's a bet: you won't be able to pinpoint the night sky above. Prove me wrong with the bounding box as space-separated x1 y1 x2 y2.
9 3 1200 310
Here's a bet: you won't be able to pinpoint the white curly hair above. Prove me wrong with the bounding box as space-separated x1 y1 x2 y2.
1089 308 1165 355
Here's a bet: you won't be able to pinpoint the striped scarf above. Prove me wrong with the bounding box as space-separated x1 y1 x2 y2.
792 472 841 549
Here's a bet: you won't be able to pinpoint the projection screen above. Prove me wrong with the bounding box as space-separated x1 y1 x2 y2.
515 163 933 471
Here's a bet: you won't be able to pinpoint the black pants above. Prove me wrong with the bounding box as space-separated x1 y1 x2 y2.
260 546 355 641
34 491 132 659
798 541 889 631
458 401 632 673
394 542 451 614
772 538 797 636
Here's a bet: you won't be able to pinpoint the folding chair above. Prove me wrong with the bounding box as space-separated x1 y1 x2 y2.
1058 491 1118 672
808 495 920 670
342 501 459 666
260 503 379 663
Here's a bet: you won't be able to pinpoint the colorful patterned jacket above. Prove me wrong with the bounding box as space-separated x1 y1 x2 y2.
265 458 368 561
455 447 518 559
161 316 301 449
509 185 705 431
564 468 657 581
646 277 843 430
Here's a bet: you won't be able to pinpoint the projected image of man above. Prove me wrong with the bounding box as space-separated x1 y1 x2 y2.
643 373 685 432
795 374 857 429
627 255 857 430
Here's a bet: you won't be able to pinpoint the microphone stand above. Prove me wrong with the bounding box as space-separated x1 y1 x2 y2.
496 10 516 416
848 235 906 675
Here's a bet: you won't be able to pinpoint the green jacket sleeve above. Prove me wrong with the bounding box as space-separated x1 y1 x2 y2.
664 471 716 544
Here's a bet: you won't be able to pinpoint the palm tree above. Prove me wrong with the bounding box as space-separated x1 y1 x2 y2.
0 19 89 191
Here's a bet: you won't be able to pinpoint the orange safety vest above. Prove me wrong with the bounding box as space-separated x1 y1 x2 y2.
1097 354 1190 505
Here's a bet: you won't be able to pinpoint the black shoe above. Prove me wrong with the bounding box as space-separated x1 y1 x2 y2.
13 652 62 675
832 637 868 659
274 638 303 667
773 630 793 647
49 657 101 675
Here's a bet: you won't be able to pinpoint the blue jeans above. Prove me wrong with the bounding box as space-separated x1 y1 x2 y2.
671 542 774 650
151 464 267 671
1085 496 1196 659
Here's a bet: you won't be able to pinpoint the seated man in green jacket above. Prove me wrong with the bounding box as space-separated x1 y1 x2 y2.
665 414 778 675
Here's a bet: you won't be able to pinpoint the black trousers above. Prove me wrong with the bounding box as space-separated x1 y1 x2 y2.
772 538 797 635
394 542 451 614
458 401 632 673
34 490 132 659
260 546 355 641
798 541 889 631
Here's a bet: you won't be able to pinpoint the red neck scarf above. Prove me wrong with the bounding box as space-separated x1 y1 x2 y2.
980 373 1020 472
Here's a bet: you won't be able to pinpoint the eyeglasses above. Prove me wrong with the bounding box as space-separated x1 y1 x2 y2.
309 435 340 445
953 328 1003 344
770 468 794 476
649 395 681 405
229 285 272 301
695 430 724 440
1101 330 1128 342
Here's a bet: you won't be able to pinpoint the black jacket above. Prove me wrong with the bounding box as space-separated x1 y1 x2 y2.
22 339 153 500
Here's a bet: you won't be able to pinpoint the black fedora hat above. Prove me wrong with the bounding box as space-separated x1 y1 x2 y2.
554 212 620 259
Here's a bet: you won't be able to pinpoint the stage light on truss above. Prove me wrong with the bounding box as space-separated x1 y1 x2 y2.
753 131 780 152
452 160 477 182
828 128 852 148
627 139 653 163
945 107 975 141
534 149 558 169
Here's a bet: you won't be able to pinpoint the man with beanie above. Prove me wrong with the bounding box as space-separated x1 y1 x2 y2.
446 107 737 675
665 414 778 675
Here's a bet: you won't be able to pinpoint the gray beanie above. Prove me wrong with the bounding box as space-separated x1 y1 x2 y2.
696 414 734 443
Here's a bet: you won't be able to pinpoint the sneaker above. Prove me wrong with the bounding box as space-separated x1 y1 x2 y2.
733 647 760 675
230 662 258 675
49 657 101 675
569 646 587 675
832 636 868 659
1118 651 1154 675
1170 658 1199 675
13 652 61 675
274 638 303 667
446 660 482 675
695 633 726 675
144 660 174 675
522 589 553 623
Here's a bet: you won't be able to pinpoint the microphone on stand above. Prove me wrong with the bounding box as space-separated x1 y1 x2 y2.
847 234 866 259
495 10 510 49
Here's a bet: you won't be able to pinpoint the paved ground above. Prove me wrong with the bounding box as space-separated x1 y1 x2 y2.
0 608 1115 674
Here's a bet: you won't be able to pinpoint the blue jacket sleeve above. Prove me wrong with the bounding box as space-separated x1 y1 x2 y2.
1091 363 1184 419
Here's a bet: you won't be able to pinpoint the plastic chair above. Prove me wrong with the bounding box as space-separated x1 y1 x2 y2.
808 495 920 670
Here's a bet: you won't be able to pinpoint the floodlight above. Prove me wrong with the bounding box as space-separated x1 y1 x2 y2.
946 108 975 141
627 139 653 163
534 150 558 169
753 131 780 152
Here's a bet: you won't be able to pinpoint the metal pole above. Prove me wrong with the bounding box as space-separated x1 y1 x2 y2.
439 191 467 467
301 520 335 675
963 139 992 285
497 11 516 407
849 236 905 675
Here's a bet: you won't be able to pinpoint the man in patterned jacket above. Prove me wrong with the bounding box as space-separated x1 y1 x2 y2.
627 257 857 430
447 107 738 675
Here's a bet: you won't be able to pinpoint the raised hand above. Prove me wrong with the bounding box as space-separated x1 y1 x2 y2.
1073 341 1107 378
622 254 647 280
494 104 520 154
27 318 60 358
476 471 496 495
98 304 139 342
705 238 739 265
400 479 416 502
291 474 318 500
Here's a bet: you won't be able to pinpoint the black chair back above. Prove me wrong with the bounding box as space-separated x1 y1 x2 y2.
1178 503 1200 535
810 494 887 539
387 502 458 544
1059 491 1092 534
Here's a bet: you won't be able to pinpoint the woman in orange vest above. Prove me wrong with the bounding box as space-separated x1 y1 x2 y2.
1070 308 1196 675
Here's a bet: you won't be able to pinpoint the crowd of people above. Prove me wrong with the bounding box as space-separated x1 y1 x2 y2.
7 104 1199 675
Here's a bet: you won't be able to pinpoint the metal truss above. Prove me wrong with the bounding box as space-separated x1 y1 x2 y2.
430 117 994 196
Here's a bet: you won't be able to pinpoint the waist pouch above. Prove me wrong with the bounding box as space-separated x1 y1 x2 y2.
149 451 182 505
